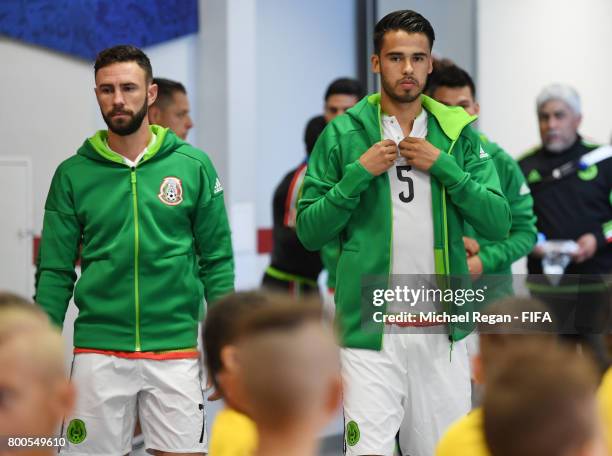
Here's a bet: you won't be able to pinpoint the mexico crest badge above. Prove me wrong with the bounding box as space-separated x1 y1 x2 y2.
158 177 183 206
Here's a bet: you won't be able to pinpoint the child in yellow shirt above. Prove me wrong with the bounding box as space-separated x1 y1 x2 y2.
204 292 270 456
599 364 612 453
204 292 332 456
436 297 557 456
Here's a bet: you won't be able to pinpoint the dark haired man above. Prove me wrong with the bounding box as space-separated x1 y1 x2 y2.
428 62 536 280
149 77 193 140
324 78 364 123
297 10 510 455
35 45 234 456
262 78 362 295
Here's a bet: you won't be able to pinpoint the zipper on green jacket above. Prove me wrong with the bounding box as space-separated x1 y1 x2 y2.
443 139 459 275
374 101 392 350
375 103 395 291
441 139 459 339
130 168 141 351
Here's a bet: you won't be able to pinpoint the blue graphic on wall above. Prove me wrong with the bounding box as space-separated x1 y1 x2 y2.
0 0 198 60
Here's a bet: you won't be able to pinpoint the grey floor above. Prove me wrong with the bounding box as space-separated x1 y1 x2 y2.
130 433 344 456
129 431 411 456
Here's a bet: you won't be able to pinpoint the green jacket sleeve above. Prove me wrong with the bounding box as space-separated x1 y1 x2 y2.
297 126 374 251
478 147 537 272
429 131 511 241
193 157 235 305
320 238 341 289
35 166 81 328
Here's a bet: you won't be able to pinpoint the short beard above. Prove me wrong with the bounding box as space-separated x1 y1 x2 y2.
102 97 148 136
380 71 422 103
544 135 576 154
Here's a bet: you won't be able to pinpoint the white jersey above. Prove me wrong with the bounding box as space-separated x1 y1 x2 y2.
383 110 435 276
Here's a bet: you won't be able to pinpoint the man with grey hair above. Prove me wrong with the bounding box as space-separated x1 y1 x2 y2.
519 83 612 372
534 83 583 152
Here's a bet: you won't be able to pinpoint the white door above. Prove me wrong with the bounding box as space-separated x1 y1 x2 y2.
0 157 33 297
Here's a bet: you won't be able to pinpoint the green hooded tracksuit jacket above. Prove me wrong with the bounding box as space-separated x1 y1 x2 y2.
297 94 511 350
322 135 537 295
35 126 234 352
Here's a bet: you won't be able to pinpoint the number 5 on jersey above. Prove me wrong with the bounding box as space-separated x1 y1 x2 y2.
396 165 414 203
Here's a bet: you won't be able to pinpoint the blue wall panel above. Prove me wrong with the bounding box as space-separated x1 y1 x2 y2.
0 0 198 60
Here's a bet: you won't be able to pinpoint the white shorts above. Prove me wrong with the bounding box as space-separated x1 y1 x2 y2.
322 288 336 321
60 353 207 455
341 332 471 456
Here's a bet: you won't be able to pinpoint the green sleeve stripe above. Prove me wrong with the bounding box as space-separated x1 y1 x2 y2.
265 267 318 286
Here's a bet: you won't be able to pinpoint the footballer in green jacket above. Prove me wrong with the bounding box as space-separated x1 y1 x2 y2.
35 45 233 455
297 11 510 456
429 61 536 280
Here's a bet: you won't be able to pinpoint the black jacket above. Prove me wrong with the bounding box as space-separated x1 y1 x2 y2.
268 163 322 281
519 137 612 275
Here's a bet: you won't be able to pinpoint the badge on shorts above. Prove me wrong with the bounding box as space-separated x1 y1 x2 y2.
158 176 183 206
67 419 87 444
346 420 360 446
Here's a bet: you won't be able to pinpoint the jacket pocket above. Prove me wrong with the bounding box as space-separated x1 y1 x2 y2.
73 258 132 328
138 252 203 344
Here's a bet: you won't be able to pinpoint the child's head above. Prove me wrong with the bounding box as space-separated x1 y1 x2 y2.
483 343 606 456
0 292 49 337
203 291 274 408
0 292 74 452
237 300 340 434
474 297 557 385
